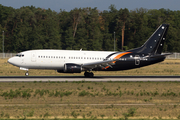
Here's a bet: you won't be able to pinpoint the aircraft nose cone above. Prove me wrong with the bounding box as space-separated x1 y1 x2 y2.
8 58 13 64
8 57 20 67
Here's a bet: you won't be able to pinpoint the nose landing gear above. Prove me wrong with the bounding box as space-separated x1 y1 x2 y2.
25 72 29 76
20 67 29 76
84 72 94 78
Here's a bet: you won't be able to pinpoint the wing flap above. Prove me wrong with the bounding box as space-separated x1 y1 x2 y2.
82 59 118 70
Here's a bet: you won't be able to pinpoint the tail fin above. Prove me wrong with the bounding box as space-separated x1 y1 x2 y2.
135 24 169 55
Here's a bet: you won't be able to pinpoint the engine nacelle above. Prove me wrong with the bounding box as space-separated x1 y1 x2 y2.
63 63 82 73
57 69 63 73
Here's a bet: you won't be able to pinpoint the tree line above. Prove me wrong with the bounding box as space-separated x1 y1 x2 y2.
0 4 180 53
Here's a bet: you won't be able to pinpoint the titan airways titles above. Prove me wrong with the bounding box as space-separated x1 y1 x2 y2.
8 24 171 77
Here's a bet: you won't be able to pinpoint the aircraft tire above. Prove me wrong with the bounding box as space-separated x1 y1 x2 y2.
84 72 94 78
84 72 88 77
89 72 94 78
25 72 29 76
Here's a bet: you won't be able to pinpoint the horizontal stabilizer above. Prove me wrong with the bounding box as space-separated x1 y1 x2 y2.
149 53 173 59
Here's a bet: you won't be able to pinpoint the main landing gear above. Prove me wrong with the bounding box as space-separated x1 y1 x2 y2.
84 71 94 78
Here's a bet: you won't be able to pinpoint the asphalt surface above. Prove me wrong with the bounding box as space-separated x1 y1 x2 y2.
0 76 180 82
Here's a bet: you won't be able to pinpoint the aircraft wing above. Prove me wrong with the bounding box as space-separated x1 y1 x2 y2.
82 59 118 70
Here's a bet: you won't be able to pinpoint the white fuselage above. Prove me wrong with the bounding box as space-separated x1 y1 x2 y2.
8 50 115 71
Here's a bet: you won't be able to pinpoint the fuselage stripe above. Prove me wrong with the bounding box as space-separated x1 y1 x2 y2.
114 52 132 59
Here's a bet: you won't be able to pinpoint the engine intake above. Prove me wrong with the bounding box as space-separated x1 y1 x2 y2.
64 63 82 73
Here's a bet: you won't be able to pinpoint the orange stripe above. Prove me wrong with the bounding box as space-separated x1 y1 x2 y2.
114 52 132 59
112 52 131 63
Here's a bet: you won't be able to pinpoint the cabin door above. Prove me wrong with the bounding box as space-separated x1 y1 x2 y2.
135 55 140 65
31 52 36 62
21 56 24 64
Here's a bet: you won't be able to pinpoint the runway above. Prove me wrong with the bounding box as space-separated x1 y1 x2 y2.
0 76 180 82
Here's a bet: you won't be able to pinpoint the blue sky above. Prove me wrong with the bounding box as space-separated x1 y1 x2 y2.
1 0 180 12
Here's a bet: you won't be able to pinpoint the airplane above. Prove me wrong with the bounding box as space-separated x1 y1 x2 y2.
8 24 171 77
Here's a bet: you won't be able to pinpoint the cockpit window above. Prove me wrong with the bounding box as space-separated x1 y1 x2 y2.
15 54 24 57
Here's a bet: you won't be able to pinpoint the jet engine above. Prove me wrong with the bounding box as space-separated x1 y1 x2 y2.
63 63 82 73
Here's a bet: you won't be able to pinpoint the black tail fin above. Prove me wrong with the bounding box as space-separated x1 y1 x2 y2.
134 24 169 55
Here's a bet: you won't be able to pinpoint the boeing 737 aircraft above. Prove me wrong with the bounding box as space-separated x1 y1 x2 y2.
8 24 171 77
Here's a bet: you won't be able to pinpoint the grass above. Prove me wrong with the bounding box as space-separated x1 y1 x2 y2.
0 82 179 119
1 58 180 76
0 119 176 120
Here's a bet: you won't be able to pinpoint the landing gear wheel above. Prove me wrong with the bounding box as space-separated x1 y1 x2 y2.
89 72 94 78
84 72 94 78
25 72 29 76
84 72 88 77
